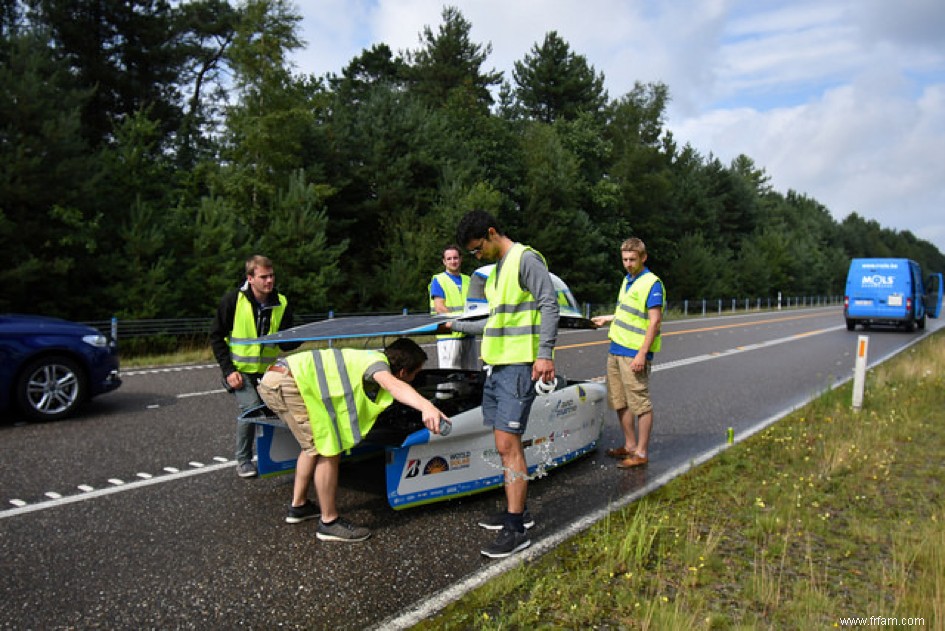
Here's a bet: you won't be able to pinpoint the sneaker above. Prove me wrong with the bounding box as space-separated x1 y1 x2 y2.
285 501 319 524
316 517 371 542
236 461 257 478
477 509 535 531
481 525 531 559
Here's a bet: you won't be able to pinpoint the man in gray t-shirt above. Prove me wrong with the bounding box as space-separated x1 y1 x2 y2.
444 210 559 559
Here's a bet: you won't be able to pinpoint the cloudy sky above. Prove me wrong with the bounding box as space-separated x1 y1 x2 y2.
290 0 945 253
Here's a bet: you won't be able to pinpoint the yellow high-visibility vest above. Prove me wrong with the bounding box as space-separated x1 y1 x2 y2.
480 243 544 365
609 272 664 353
429 272 469 340
286 348 393 457
227 292 286 373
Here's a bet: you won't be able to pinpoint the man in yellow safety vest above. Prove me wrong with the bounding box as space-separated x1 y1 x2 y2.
429 244 477 370
443 210 559 559
257 338 448 542
591 237 665 469
210 255 299 479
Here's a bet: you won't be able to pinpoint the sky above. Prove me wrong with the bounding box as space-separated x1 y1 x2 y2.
290 0 945 254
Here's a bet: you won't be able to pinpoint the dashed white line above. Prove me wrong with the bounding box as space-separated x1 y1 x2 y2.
78 485 94 493
177 389 227 399
1 460 237 519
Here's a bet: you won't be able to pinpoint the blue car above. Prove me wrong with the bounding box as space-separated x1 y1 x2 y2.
0 314 122 421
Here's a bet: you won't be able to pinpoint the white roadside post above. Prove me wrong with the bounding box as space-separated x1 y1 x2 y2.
852 335 869 411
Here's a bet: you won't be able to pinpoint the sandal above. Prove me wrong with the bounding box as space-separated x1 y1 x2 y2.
605 447 635 458
617 454 649 468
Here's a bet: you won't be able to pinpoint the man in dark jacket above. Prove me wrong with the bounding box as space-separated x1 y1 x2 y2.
209 255 300 478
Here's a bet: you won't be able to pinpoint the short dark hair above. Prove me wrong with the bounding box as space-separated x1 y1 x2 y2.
383 338 428 374
442 244 462 258
456 210 502 247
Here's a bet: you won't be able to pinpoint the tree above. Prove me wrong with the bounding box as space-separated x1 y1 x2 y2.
32 0 187 148
512 31 607 123
405 5 501 110
0 25 102 316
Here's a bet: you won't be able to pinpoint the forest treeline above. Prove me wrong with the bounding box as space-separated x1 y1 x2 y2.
3 1 943 320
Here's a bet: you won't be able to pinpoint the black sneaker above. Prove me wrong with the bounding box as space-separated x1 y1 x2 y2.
477 508 535 531
285 501 319 524
236 460 257 478
316 517 371 542
481 525 531 558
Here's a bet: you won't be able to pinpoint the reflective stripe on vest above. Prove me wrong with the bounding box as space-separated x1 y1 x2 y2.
227 292 286 373
609 272 664 353
429 272 469 339
286 348 394 457
480 243 543 365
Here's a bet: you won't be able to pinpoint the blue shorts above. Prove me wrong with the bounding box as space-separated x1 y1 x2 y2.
482 364 537 435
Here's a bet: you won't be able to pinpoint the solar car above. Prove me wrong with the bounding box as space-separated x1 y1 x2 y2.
240 266 609 509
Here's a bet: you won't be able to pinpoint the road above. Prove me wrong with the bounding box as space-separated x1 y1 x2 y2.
1 307 938 629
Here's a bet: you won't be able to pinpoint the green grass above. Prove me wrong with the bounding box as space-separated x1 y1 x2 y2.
414 331 945 630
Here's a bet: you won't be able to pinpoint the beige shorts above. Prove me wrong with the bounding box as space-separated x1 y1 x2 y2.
257 370 318 456
605 354 653 416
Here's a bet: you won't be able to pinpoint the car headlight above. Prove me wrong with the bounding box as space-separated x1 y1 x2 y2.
82 334 109 348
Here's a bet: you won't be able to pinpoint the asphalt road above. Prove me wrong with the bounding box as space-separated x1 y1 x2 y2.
1 307 939 630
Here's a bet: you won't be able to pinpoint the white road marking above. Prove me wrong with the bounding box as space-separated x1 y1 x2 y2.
1 461 237 519
78 485 94 492
44 492 62 500
177 388 227 398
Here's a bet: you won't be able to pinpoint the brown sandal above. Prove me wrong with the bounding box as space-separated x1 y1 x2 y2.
617 454 649 468
605 447 635 458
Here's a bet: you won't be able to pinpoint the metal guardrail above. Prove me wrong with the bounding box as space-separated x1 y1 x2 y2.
83 297 842 341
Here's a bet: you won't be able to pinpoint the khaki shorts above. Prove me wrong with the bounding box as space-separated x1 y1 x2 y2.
605 354 652 416
257 370 318 456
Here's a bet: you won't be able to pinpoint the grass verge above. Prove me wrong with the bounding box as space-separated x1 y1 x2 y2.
416 331 945 630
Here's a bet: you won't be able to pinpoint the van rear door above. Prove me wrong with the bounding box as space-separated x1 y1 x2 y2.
927 273 943 319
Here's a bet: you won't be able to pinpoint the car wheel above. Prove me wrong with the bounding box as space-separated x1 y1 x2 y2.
845 318 855 331
15 355 86 421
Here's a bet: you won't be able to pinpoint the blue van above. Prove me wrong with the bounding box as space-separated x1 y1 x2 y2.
844 258 943 331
